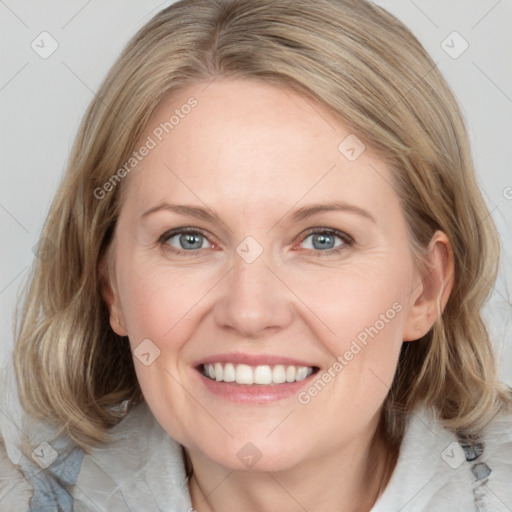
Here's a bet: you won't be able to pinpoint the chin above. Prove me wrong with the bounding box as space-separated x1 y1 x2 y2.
197 435 308 473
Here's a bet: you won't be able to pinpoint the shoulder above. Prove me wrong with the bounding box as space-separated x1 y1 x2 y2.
0 400 192 512
474 402 512 510
0 437 32 511
73 400 192 511
372 401 512 512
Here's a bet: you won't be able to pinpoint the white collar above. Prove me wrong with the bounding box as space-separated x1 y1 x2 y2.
71 400 512 511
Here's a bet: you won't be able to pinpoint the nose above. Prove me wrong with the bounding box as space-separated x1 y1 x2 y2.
213 250 295 337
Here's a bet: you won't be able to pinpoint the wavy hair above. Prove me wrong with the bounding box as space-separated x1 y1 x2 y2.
14 0 511 450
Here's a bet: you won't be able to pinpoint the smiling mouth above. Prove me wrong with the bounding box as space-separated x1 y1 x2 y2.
200 363 319 385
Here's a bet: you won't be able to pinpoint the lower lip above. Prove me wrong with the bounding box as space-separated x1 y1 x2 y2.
196 369 317 403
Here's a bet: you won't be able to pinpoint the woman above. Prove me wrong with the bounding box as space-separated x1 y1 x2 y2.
1 0 511 510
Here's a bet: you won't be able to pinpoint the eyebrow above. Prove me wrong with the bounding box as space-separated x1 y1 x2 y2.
141 201 376 224
288 201 375 224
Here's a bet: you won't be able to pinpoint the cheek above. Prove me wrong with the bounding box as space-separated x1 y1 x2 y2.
301 258 412 349
116 255 215 343
295 260 411 406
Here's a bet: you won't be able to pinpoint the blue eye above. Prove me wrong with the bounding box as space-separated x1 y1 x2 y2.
160 229 212 254
159 228 353 256
299 229 352 254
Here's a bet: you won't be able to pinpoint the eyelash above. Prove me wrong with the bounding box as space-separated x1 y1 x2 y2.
158 227 354 257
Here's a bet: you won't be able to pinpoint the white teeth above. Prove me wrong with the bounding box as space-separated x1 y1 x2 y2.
272 365 286 384
223 362 236 382
214 362 223 381
235 364 253 384
202 363 314 385
296 367 313 381
253 365 272 385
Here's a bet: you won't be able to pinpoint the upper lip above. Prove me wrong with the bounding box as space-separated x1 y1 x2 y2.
194 353 318 368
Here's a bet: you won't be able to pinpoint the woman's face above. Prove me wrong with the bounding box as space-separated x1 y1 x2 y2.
107 78 426 471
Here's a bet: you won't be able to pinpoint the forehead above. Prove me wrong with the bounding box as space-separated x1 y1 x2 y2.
122 78 400 226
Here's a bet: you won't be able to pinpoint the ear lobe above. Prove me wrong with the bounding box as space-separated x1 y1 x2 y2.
403 231 454 342
98 252 128 337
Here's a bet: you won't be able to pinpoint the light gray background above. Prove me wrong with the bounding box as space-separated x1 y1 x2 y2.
1 0 511 384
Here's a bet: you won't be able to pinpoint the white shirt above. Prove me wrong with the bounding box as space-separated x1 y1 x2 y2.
1 397 511 511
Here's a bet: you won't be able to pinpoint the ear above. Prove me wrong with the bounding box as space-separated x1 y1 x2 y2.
98 250 128 337
402 230 454 342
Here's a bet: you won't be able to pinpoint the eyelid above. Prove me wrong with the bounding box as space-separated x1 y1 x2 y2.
158 227 217 252
298 227 354 244
158 226 354 256
159 227 212 243
293 227 354 255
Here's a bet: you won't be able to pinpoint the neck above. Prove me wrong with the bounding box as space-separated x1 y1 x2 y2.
186 417 397 512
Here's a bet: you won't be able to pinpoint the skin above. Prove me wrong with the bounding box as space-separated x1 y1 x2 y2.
102 78 454 511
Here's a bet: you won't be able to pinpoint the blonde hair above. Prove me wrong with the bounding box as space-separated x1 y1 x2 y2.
14 0 511 450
